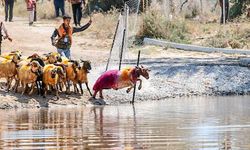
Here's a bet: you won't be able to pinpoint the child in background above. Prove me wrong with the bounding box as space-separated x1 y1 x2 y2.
26 0 36 26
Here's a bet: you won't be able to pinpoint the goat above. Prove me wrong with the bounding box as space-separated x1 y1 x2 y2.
1 50 22 60
15 61 42 95
43 52 62 64
43 64 66 100
0 54 20 92
93 66 150 99
63 60 80 94
73 60 92 96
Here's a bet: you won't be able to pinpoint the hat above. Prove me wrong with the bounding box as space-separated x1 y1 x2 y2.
63 14 71 20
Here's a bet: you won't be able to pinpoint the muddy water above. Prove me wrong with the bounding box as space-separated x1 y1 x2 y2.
0 96 250 149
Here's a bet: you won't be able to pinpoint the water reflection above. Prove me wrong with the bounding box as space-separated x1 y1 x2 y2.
0 96 250 149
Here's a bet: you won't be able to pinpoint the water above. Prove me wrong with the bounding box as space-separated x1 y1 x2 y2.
0 96 250 149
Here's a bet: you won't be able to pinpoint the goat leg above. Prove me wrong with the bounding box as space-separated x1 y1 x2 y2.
73 84 77 93
43 85 47 98
92 90 98 99
66 80 71 94
79 82 83 94
14 80 20 93
36 81 40 95
29 83 35 95
126 86 133 93
54 85 59 100
138 79 142 90
85 82 92 96
100 90 104 99
22 83 27 95
6 77 13 92
59 83 63 92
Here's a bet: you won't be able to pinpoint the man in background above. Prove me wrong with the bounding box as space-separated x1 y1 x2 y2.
53 0 65 17
0 21 12 55
2 0 15 22
69 0 85 26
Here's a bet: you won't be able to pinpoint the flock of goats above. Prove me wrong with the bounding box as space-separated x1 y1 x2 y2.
0 51 151 101
0 51 92 100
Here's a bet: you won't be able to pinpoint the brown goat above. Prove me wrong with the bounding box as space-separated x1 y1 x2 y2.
0 54 20 92
15 61 42 95
43 64 66 100
73 60 92 96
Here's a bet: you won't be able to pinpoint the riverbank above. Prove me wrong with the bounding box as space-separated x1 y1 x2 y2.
1 44 250 109
1 16 250 109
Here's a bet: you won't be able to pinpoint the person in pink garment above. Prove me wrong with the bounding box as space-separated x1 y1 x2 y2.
26 0 36 26
92 66 150 99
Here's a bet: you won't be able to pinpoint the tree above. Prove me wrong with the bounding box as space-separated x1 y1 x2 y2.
229 0 250 19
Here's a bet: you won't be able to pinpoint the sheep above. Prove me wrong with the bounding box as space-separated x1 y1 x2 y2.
92 66 150 99
15 61 42 95
0 54 20 92
72 60 92 96
43 64 66 100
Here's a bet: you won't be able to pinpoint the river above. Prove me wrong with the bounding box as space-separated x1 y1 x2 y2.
0 96 250 149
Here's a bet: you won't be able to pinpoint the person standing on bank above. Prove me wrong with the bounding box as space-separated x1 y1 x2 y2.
52 0 65 17
2 0 15 22
51 15 92 59
26 0 36 26
69 0 84 26
0 21 12 55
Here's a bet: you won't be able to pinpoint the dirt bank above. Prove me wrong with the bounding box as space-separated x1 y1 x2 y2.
1 16 250 109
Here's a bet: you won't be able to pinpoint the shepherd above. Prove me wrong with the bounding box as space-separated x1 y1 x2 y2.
51 15 92 59
92 66 150 99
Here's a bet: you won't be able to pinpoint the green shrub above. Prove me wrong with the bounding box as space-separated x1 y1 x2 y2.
138 9 190 44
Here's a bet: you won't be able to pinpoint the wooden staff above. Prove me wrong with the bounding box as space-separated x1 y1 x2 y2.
119 29 126 71
131 50 141 104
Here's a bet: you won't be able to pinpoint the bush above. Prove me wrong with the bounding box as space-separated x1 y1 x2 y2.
138 9 190 44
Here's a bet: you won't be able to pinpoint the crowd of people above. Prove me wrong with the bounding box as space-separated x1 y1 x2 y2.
0 0 92 58
1 0 86 26
0 0 230 58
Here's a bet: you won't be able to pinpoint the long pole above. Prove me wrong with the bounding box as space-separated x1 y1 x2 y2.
223 0 226 24
105 19 120 71
131 50 141 104
119 29 126 71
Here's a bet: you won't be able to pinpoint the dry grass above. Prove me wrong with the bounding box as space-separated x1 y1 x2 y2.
1 1 250 50
78 9 119 40
137 7 190 44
